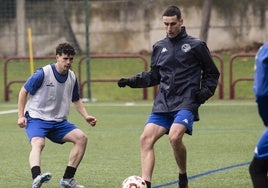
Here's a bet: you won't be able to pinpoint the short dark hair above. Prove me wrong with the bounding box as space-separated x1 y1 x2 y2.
56 43 76 56
162 5 181 19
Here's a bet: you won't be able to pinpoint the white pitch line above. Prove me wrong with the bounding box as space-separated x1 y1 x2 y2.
0 109 18 115
0 101 256 115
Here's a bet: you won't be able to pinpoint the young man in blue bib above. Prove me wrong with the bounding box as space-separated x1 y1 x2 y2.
18 43 97 188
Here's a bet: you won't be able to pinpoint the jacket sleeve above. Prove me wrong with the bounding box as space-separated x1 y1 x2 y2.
196 42 220 103
254 43 268 97
128 66 160 88
127 45 161 88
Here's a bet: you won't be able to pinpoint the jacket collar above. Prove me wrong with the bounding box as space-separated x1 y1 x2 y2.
168 26 187 42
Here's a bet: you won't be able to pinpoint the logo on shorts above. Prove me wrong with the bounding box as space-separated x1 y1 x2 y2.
183 119 189 124
254 147 258 155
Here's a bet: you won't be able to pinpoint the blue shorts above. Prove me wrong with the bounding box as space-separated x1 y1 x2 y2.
254 128 268 159
25 113 77 144
146 109 194 135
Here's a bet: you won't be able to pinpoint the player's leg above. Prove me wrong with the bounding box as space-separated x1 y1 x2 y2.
169 123 188 188
30 137 45 172
249 128 268 188
169 124 187 172
140 123 167 188
169 109 194 188
249 157 268 188
26 117 52 188
30 137 52 188
48 120 87 188
62 128 88 168
60 128 87 188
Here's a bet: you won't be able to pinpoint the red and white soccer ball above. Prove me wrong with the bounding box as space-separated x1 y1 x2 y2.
121 175 147 188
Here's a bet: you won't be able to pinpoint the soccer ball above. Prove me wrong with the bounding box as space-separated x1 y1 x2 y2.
121 175 147 188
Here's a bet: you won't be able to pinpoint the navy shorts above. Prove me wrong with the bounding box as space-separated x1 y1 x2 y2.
25 113 77 144
146 109 194 135
256 96 268 126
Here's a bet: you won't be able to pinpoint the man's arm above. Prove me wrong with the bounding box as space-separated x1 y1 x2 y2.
73 99 97 126
118 45 161 88
17 87 28 128
118 67 160 88
195 43 220 104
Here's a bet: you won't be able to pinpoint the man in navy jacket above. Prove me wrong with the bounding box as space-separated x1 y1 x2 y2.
118 5 219 188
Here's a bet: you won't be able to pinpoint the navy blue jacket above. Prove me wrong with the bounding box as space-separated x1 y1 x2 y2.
254 43 268 126
128 27 220 121
253 43 268 159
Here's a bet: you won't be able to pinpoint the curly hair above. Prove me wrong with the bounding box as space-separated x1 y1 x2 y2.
56 43 76 56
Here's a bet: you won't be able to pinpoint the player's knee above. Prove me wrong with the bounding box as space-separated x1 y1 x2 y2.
140 133 147 146
168 134 183 147
140 133 153 149
79 133 88 145
73 131 88 146
31 137 45 149
248 158 265 176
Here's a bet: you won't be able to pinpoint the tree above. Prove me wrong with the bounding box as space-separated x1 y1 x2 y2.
199 0 212 42
255 0 266 29
55 0 82 54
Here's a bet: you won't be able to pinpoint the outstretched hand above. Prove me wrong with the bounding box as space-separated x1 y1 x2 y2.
85 115 97 126
117 78 130 87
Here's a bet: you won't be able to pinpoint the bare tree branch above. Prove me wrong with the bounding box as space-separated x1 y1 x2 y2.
199 0 212 42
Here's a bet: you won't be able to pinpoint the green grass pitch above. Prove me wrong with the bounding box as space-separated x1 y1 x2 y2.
0 100 262 187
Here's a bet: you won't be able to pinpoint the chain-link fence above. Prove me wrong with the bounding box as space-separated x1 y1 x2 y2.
0 0 88 56
0 0 267 56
